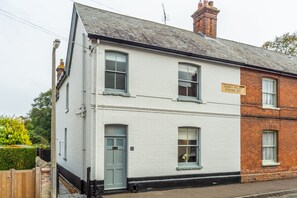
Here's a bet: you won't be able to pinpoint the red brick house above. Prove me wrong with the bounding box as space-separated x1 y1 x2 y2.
241 68 297 182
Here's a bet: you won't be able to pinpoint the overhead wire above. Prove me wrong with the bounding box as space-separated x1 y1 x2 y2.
88 0 126 14
0 0 127 50
69 0 126 15
0 8 89 50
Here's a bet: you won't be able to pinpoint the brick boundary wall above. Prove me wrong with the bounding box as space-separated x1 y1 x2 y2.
41 168 51 198
242 171 297 183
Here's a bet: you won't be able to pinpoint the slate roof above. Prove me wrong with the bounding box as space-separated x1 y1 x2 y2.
75 3 297 75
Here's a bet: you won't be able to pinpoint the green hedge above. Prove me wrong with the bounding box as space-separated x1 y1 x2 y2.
0 147 36 170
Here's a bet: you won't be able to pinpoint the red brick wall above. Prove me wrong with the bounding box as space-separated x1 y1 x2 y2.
241 68 297 182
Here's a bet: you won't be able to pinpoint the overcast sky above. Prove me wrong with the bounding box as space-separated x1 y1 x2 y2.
0 0 296 116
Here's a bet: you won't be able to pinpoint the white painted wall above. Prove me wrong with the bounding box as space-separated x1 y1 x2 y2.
93 43 241 180
56 17 91 180
96 110 240 179
58 20 241 182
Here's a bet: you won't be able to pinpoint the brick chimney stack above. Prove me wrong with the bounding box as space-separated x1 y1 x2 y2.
192 0 220 38
56 59 64 82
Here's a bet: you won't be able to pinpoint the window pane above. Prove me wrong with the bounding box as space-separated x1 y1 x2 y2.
263 133 267 145
188 146 197 162
271 94 276 106
188 66 198 81
106 53 116 61
178 129 187 145
106 60 116 70
105 72 115 89
178 146 187 162
267 81 275 94
116 61 126 72
188 129 197 145
116 53 127 63
116 73 126 90
178 81 188 96
263 93 268 105
263 132 275 146
188 83 197 97
262 80 268 92
116 139 123 146
178 65 188 80
263 147 275 161
107 139 114 146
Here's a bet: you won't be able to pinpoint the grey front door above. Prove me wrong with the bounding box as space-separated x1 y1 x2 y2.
104 136 127 190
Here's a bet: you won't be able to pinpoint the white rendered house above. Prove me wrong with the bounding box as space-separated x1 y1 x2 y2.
56 2 242 195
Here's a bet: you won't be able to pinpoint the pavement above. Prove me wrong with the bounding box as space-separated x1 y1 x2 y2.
102 178 297 198
58 179 86 198
57 177 297 198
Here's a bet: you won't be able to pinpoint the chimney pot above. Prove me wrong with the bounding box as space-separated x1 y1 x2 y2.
56 59 65 82
209 1 214 7
198 0 203 11
203 0 209 6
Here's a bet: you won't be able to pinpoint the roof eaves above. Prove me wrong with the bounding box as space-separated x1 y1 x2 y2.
88 33 297 78
57 72 68 90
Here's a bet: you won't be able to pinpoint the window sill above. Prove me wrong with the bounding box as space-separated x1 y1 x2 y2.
177 97 203 104
176 166 203 171
103 91 131 97
262 106 280 110
262 162 280 167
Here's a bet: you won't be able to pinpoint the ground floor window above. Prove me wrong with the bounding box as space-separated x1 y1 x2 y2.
178 127 200 166
262 131 277 164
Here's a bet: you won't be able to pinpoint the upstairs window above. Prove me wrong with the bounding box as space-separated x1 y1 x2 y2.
262 78 277 107
178 64 199 98
105 52 128 92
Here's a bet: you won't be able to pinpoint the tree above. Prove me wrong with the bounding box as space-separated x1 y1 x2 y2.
262 32 297 56
0 116 32 146
28 90 51 144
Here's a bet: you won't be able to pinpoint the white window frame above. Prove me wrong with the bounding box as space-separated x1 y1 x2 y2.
178 64 200 100
66 83 69 112
177 127 201 168
63 128 67 161
105 51 128 93
262 131 278 166
262 78 277 108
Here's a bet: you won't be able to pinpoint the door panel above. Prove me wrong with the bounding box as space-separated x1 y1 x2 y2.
104 136 127 190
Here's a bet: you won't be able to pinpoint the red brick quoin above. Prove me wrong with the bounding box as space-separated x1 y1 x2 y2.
241 68 297 182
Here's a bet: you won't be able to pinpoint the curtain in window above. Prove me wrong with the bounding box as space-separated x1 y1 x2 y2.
263 80 275 106
262 132 275 161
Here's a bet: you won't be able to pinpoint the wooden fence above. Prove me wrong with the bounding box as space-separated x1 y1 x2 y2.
0 167 41 198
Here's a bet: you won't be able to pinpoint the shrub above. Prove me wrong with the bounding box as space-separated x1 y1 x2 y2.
0 116 32 146
0 147 36 170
